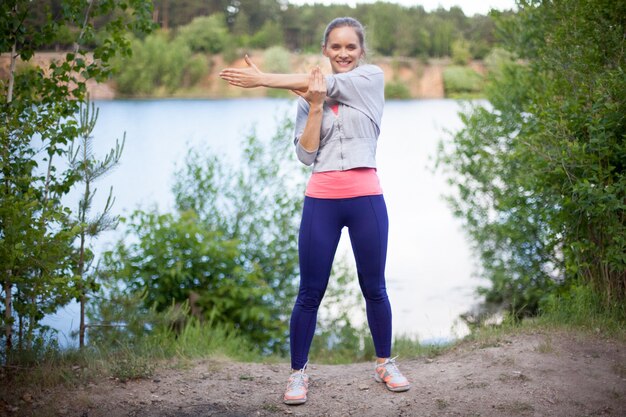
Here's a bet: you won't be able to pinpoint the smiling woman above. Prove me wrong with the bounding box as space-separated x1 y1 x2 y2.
220 16 413 406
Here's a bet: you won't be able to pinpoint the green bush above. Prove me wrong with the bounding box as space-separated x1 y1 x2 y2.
176 13 232 54
539 281 626 334
437 0 626 319
451 38 471 65
263 46 291 73
249 20 284 48
442 65 484 97
184 54 210 87
384 81 411 99
113 32 211 96
263 46 292 98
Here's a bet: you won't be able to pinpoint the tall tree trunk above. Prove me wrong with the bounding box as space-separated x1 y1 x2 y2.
78 231 86 348
162 0 169 29
4 41 18 359
3 273 12 357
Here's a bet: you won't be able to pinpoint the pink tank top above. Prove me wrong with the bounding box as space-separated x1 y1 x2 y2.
305 168 383 198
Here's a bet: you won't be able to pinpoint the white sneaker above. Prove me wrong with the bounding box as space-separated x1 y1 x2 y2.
283 365 309 405
374 356 411 392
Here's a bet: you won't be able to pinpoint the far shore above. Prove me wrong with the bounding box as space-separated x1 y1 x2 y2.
0 51 486 100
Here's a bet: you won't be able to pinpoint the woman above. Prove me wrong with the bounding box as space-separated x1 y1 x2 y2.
219 17 410 405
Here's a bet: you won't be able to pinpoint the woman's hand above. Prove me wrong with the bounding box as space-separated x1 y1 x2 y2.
219 55 264 88
292 66 326 109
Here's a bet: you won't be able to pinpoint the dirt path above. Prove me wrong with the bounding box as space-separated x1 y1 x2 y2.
7 329 625 417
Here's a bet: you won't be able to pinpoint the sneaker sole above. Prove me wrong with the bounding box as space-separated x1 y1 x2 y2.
284 397 307 405
374 374 411 392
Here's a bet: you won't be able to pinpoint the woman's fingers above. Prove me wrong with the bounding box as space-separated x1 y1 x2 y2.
309 67 325 95
219 55 261 88
244 54 260 72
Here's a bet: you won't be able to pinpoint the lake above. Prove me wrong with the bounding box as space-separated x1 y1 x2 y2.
42 98 482 346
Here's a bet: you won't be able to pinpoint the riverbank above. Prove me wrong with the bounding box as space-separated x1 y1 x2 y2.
0 51 486 100
3 327 625 417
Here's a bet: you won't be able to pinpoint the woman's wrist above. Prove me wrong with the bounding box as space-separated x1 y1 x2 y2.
258 73 269 88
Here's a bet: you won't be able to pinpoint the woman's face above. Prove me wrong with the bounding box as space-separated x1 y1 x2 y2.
323 26 363 74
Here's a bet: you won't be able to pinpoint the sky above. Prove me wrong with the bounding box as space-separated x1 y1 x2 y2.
287 0 518 16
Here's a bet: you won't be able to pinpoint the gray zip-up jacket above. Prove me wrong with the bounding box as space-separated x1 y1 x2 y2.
293 64 384 172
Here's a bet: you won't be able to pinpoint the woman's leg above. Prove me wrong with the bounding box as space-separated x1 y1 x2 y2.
290 197 342 370
345 195 392 359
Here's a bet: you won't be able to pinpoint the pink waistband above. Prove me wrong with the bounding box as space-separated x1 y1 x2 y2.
305 168 383 199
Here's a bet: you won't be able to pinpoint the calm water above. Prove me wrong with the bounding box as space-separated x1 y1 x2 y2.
43 98 481 346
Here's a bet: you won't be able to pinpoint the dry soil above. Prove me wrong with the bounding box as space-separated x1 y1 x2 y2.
3 329 625 417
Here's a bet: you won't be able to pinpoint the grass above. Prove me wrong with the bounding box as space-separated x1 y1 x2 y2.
458 283 626 350
0 320 263 402
536 283 626 338
308 328 450 365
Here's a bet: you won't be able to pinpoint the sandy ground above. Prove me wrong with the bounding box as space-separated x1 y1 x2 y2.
3 329 625 417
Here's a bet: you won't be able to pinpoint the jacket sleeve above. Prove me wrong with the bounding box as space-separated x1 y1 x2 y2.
293 98 318 166
325 64 385 127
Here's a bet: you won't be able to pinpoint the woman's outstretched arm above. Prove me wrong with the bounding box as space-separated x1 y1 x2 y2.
219 55 309 92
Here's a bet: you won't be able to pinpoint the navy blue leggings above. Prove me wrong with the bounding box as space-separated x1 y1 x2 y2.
290 195 392 369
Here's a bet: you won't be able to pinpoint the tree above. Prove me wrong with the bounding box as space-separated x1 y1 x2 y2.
68 102 124 348
437 0 625 318
176 13 232 54
366 2 405 56
1 0 153 360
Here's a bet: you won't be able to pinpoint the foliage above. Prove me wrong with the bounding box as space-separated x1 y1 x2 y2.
263 46 291 98
176 13 232 54
63 1 503 59
442 66 484 97
249 20 284 49
451 38 471 65
539 280 626 335
97 117 307 353
68 101 124 348
1 0 153 361
113 31 191 96
437 0 626 318
385 81 411 100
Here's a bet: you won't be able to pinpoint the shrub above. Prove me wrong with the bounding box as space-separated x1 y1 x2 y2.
249 20 284 49
263 46 292 97
451 38 471 65
442 65 483 97
384 81 411 99
437 0 626 318
113 32 212 96
176 13 232 54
